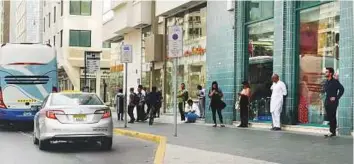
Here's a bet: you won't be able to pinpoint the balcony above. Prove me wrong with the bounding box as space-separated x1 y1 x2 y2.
65 47 111 68
102 1 152 41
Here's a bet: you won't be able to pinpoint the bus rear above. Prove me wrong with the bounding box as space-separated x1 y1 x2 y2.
0 43 58 124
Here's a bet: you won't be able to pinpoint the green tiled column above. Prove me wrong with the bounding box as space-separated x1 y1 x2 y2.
273 1 297 124
205 1 235 124
234 1 247 121
337 1 354 135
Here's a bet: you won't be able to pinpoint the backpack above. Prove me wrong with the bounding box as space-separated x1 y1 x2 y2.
133 93 140 105
183 91 189 102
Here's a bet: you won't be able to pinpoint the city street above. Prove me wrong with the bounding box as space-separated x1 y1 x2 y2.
113 116 353 164
0 125 156 164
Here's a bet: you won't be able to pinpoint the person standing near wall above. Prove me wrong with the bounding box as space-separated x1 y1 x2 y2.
197 85 206 118
208 81 225 127
136 85 146 122
238 81 251 128
323 67 344 137
177 83 188 121
270 74 287 131
116 88 124 121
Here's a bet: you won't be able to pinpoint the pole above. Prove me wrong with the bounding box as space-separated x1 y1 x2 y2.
173 58 177 137
84 52 87 91
124 62 128 128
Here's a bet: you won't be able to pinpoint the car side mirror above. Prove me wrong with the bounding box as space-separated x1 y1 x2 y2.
30 105 41 112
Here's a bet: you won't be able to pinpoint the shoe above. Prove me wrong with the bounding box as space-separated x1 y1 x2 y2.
324 133 336 137
220 124 225 127
212 124 217 127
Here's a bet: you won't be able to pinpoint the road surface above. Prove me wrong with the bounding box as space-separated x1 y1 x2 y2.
0 126 156 164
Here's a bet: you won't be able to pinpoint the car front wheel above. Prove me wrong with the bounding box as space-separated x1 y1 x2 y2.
101 137 112 150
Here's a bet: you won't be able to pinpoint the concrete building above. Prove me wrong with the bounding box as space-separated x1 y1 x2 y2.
0 0 10 44
8 0 43 43
43 0 111 100
102 0 159 97
103 0 207 113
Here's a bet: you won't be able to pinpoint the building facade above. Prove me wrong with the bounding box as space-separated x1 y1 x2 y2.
42 0 111 100
103 0 208 111
10 0 43 43
0 0 10 44
205 0 353 135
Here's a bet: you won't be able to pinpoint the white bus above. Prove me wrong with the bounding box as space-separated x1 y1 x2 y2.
0 43 58 127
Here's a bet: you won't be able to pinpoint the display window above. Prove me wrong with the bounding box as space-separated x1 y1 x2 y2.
297 1 340 125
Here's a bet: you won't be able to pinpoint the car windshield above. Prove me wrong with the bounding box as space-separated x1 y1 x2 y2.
50 93 104 106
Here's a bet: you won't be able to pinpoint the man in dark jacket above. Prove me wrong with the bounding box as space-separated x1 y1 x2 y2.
323 67 344 137
145 86 160 120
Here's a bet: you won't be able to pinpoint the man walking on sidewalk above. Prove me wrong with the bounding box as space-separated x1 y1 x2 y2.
323 67 344 137
270 74 287 131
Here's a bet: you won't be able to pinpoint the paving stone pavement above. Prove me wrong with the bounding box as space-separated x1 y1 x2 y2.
165 144 279 164
112 112 353 164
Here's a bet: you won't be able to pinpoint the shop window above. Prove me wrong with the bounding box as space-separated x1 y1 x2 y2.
69 30 91 47
246 0 274 22
165 3 207 113
245 1 274 122
297 1 340 125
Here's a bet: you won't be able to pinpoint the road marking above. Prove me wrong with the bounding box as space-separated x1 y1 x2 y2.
114 128 166 164
19 131 32 137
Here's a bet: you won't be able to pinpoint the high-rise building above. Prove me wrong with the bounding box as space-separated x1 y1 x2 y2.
0 0 10 44
9 0 43 43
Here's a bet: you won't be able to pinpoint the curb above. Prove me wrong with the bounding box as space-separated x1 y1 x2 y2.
233 121 328 135
114 128 166 164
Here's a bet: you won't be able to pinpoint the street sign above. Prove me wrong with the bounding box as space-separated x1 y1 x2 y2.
85 51 101 73
121 44 133 63
168 25 183 58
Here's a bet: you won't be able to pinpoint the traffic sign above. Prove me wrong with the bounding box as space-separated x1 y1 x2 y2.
85 51 101 73
168 25 183 58
121 44 133 63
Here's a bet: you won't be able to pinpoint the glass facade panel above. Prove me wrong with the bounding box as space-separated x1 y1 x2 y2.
80 1 92 16
80 30 91 47
69 30 91 47
298 2 339 125
247 19 274 122
165 4 207 113
69 30 79 46
69 1 80 15
70 1 91 16
247 1 274 22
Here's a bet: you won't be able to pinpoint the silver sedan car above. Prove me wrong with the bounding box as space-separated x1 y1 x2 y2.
32 92 113 150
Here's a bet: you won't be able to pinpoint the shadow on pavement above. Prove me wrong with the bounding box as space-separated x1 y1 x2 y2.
42 142 116 153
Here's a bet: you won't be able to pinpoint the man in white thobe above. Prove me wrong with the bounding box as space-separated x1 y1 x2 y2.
270 74 287 131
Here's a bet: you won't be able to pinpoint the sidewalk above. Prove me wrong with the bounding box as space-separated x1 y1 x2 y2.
112 112 353 164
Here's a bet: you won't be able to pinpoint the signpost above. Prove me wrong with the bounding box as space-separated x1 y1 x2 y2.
120 44 133 128
84 51 101 92
168 25 183 137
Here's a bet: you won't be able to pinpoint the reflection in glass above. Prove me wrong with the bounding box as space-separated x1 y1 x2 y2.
298 2 339 125
247 1 274 22
165 5 207 113
247 19 274 122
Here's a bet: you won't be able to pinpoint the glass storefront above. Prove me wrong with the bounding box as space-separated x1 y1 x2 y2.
297 1 340 125
246 1 274 122
165 3 207 112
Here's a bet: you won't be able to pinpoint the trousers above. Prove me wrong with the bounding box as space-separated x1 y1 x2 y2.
325 102 338 134
271 110 281 128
